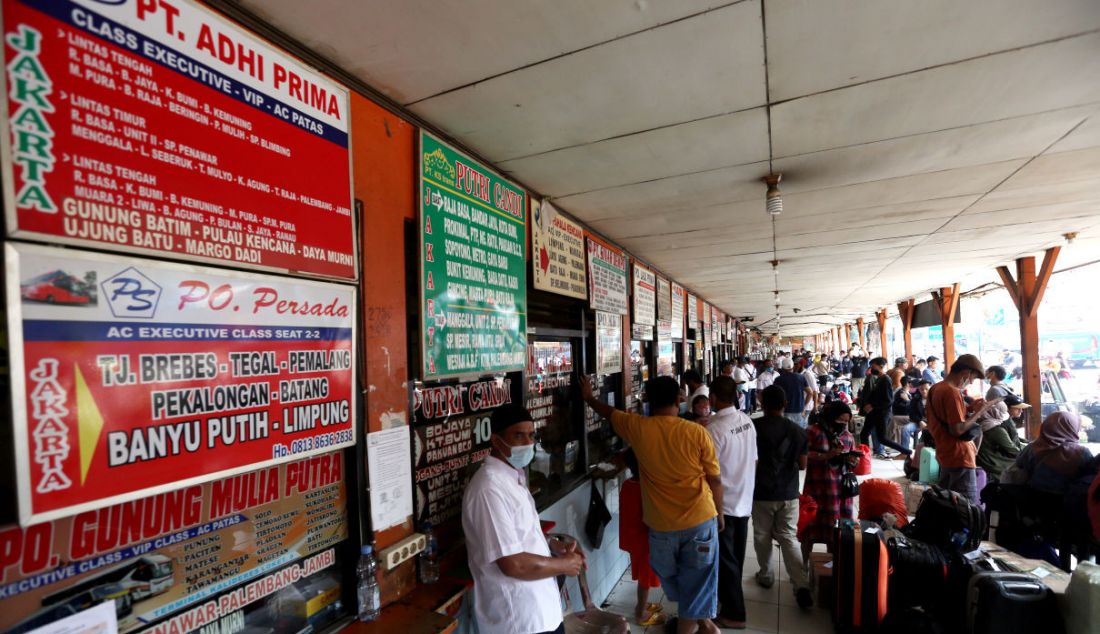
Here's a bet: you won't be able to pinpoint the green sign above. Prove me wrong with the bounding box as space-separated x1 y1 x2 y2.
419 132 527 379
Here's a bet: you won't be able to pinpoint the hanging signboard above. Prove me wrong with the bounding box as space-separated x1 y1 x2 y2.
656 276 671 322
632 264 655 327
712 307 722 344
586 238 627 315
657 320 673 377
687 293 698 330
671 282 684 339
412 373 521 545
0 0 355 279
530 199 586 299
703 301 712 342
419 132 527 380
5 243 356 524
595 311 623 375
0 453 346 633
631 322 653 341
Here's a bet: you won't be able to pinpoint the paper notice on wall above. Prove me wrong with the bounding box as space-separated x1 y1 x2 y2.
27 601 117 634
367 426 414 531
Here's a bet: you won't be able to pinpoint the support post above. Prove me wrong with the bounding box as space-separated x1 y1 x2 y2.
997 247 1060 439
897 299 915 364
842 323 850 351
835 326 841 354
876 309 888 359
857 317 865 350
931 284 961 367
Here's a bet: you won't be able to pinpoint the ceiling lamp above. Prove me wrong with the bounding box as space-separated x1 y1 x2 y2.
764 173 782 216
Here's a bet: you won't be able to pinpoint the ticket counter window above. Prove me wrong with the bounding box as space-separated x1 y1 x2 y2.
526 340 584 507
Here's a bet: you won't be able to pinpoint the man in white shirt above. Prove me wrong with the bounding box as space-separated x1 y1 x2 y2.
462 405 586 634
755 358 776 409
701 376 757 629
683 369 709 403
800 360 819 415
743 358 758 414
732 359 750 411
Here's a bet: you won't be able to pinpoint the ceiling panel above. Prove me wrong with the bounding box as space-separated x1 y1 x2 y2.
765 0 1100 101
237 0 730 103
409 1 766 161
772 34 1100 157
498 108 768 196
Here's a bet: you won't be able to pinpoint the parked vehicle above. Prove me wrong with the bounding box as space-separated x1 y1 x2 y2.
1041 370 1093 440
19 270 95 305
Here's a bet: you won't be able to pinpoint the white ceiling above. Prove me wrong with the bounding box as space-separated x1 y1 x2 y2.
240 0 1100 335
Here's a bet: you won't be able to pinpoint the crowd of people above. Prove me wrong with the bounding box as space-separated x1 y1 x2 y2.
460 348 1100 634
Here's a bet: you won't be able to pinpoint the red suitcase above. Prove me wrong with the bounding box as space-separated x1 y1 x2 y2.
834 522 888 633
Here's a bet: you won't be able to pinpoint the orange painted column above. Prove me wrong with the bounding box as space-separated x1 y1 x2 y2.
876 310 888 359
934 284 961 367
857 317 865 350
897 299 915 363
350 93 418 602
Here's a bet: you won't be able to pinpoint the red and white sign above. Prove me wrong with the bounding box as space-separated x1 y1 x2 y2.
5 242 356 524
1 0 355 279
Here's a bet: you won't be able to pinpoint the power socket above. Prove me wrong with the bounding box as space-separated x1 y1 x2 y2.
379 532 427 571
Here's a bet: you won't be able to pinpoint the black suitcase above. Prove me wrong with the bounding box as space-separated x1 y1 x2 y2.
886 534 948 612
834 522 888 633
967 572 1065 634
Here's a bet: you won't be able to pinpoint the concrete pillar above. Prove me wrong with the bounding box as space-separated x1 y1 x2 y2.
997 247 1060 439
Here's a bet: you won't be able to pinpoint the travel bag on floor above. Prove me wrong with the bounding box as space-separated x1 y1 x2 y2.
885 533 947 613
853 444 872 476
908 485 985 552
919 446 940 484
879 606 944 634
1064 560 1100 634
858 478 909 527
833 522 888 632
966 571 1064 634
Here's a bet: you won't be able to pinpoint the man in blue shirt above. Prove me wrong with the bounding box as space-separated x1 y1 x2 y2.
773 357 813 428
922 356 942 384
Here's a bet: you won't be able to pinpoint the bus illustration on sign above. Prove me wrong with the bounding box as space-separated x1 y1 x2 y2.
19 270 97 305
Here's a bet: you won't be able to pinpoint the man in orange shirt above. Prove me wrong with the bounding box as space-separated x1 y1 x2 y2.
581 375 723 634
926 354 988 503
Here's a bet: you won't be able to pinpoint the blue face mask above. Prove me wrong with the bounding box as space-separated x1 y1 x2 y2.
506 443 535 470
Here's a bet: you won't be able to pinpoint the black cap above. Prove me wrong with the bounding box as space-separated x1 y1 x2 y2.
870 357 888 367
490 404 533 436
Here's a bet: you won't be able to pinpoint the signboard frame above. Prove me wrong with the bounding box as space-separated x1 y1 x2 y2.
418 130 527 381
0 0 358 281
632 263 656 327
530 198 586 299
671 282 684 340
4 242 358 525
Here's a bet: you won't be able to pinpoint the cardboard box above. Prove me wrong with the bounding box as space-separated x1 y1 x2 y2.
809 552 834 609
905 481 931 516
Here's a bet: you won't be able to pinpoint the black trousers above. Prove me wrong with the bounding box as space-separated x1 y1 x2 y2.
718 515 749 621
860 412 911 455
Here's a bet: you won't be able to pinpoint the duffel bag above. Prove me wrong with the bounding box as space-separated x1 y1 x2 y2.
858 478 909 527
909 485 985 552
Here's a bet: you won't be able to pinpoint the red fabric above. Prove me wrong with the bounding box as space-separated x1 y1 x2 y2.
619 478 660 587
853 444 873 475
797 494 818 539
857 478 909 527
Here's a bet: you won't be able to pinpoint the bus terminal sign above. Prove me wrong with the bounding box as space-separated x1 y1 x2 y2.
5 243 356 524
1 0 355 279
419 132 527 379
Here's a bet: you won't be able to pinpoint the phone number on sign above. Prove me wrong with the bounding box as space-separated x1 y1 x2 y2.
273 430 354 458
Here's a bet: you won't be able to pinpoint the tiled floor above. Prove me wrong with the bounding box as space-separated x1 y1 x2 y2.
599 450 910 633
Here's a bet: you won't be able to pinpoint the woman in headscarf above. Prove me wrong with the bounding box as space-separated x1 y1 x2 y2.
1014 411 1094 495
800 401 859 563
976 402 1021 482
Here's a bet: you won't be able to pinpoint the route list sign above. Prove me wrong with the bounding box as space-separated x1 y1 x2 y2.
530 198 585 299
587 237 627 315
420 132 527 379
5 243 356 524
1 0 355 279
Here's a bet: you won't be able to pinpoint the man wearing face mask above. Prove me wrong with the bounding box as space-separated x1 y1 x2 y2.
927 354 989 504
462 404 586 634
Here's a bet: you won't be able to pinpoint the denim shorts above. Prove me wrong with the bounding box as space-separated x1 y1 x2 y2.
648 517 719 620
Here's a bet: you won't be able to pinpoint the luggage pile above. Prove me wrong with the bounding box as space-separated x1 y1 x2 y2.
829 484 1073 634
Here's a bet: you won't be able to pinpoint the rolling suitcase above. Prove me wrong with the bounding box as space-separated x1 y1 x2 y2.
966 571 1064 634
834 522 888 632
885 534 947 613
1065 561 1100 634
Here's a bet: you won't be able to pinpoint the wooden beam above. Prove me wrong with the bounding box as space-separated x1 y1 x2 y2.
996 265 1022 310
1027 246 1061 318
856 317 865 350
897 299 915 363
935 284 961 366
876 309 888 359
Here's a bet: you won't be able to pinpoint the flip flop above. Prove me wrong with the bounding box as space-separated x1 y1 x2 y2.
645 603 664 613
638 611 668 627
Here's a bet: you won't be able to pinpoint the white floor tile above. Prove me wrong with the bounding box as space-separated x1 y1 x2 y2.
744 599 778 632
